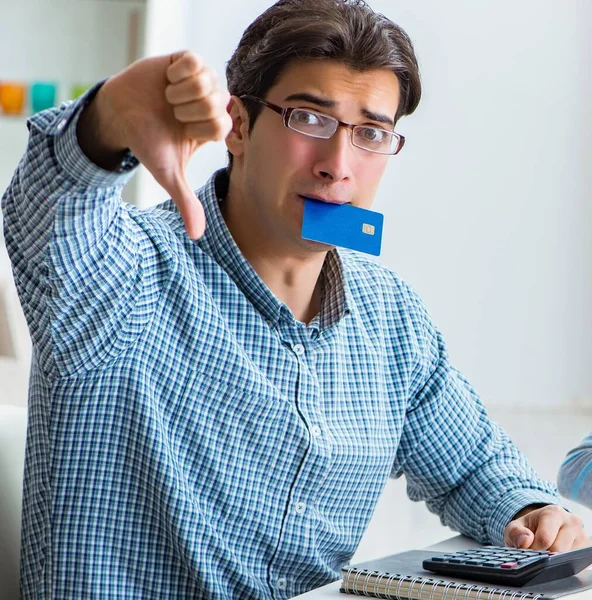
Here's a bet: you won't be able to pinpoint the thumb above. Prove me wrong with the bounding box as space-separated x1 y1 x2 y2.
510 526 535 549
161 171 206 239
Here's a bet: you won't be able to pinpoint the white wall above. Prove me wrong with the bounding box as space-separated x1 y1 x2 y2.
133 0 194 208
176 0 592 410
2 0 590 410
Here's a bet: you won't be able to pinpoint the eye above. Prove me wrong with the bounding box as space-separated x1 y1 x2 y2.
293 110 322 126
361 127 385 142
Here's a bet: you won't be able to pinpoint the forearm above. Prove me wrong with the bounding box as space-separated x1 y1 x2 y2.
433 425 558 545
76 79 129 171
397 363 558 547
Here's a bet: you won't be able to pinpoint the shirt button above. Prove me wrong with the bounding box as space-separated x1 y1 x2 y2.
292 343 305 356
311 425 322 437
294 501 307 514
56 119 67 131
276 577 287 590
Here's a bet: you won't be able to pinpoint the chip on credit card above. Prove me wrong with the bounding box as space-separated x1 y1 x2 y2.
301 198 384 256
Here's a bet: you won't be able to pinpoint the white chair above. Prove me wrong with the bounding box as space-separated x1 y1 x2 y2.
0 404 27 600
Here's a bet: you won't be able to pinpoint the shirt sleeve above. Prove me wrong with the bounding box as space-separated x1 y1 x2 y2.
390 284 560 546
557 432 592 509
1 85 164 380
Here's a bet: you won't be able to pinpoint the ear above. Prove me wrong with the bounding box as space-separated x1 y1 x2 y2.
225 96 249 159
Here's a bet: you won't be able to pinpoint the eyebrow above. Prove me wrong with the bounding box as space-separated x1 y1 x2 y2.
284 92 395 129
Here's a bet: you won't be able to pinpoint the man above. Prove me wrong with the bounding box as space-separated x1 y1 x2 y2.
558 433 592 509
2 0 589 598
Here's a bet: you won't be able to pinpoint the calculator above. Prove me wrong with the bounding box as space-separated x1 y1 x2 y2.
422 545 592 586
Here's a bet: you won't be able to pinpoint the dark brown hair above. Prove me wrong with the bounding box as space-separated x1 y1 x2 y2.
225 0 421 165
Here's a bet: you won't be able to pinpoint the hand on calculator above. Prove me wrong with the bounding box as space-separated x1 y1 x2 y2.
503 505 590 552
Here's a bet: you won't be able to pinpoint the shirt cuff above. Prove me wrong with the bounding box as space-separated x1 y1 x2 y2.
43 81 139 189
487 488 564 546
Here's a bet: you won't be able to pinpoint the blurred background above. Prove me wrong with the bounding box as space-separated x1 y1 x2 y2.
0 0 590 561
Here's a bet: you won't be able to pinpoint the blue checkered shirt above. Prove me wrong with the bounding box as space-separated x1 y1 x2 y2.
2 92 560 599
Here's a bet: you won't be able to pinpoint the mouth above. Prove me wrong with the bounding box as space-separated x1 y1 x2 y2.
298 194 350 206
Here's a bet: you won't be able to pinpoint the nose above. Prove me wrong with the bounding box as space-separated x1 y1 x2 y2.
312 126 354 183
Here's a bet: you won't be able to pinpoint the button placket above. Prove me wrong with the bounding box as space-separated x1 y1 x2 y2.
292 343 305 356
276 577 287 590
294 501 307 515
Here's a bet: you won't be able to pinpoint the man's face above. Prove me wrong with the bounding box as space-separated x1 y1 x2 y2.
228 59 401 254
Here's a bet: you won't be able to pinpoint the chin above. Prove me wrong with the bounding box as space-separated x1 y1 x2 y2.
298 236 334 253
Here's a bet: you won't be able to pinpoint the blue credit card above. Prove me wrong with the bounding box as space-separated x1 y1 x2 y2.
301 198 384 256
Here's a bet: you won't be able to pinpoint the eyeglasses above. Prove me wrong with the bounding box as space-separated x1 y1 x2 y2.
240 95 405 156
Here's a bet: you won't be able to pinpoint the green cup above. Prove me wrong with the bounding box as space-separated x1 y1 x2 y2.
70 83 92 100
31 82 57 113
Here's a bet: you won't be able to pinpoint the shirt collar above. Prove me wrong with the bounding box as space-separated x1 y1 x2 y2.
195 168 351 330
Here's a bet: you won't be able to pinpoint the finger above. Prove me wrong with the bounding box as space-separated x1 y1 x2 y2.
549 514 589 551
167 51 205 85
183 114 233 143
504 523 534 549
173 90 231 123
548 524 582 553
160 171 206 239
530 517 563 550
165 71 219 105
573 532 592 550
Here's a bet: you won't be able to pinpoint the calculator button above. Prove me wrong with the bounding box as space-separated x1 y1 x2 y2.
430 557 446 562
500 562 518 569
448 559 463 563
483 561 499 567
464 559 484 565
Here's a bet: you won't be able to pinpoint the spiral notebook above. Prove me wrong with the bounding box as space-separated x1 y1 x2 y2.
341 551 592 599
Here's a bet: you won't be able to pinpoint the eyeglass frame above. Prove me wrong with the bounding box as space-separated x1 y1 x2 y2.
239 94 405 156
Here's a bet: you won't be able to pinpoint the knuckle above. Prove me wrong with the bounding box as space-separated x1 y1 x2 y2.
505 522 520 536
201 94 227 119
183 51 201 72
546 505 563 515
193 73 212 97
535 533 554 548
183 113 231 141
196 99 217 120
191 75 207 95
569 514 584 528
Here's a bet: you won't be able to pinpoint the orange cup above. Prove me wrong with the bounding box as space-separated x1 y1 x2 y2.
0 82 26 115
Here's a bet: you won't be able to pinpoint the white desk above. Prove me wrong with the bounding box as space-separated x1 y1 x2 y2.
294 535 480 598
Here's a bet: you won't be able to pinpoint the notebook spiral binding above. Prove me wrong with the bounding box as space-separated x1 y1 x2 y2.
342 569 545 600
